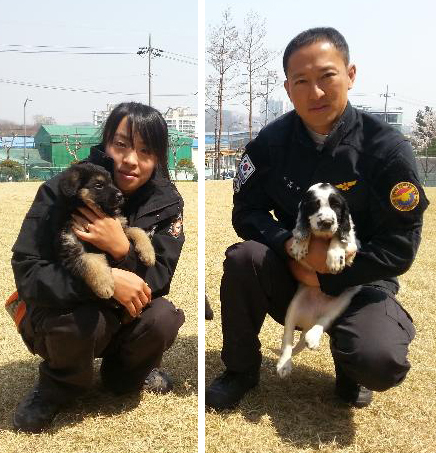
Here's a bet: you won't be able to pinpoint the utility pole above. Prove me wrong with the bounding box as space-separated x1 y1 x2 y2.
380 85 395 123
261 71 277 125
137 35 163 106
23 97 32 180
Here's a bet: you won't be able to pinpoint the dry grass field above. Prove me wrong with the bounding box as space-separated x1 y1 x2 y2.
0 181 197 453
205 180 436 453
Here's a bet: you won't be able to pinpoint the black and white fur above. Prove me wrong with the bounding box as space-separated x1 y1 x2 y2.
57 163 155 300
277 183 360 378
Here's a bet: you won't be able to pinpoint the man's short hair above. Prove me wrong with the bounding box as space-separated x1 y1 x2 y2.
283 27 350 75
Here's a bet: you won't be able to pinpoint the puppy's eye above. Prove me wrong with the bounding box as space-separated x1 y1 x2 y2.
94 182 103 190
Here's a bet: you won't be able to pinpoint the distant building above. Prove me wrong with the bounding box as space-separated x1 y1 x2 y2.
34 125 101 166
354 105 403 131
164 107 198 137
0 136 34 149
92 104 115 126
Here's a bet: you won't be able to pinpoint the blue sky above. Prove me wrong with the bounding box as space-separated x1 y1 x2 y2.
0 0 197 124
206 0 436 126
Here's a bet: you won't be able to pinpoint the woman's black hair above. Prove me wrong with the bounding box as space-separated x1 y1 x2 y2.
102 102 170 179
283 27 350 76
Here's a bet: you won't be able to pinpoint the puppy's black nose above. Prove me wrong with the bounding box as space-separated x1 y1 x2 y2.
319 219 333 229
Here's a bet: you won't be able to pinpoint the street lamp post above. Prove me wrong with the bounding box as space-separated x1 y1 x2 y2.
23 98 32 180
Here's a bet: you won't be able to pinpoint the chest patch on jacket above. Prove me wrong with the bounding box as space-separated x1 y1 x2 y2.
336 180 357 191
168 213 183 237
390 182 419 211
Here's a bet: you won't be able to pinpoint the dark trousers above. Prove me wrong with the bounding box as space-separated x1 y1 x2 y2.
220 241 416 392
20 298 185 400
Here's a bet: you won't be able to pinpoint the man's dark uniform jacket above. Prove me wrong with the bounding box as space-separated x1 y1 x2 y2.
11 145 184 310
233 102 429 297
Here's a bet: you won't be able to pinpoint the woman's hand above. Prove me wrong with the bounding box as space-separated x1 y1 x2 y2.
72 205 130 261
111 268 152 317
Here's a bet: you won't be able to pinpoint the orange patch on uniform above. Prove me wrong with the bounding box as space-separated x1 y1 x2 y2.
336 180 357 191
390 182 419 211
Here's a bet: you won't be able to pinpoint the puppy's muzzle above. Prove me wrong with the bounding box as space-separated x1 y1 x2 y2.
318 219 334 230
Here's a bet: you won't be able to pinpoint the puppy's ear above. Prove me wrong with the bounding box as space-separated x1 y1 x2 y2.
293 202 310 240
338 201 351 242
59 166 82 198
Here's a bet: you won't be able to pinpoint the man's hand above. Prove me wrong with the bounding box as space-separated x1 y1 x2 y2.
72 205 130 261
111 268 151 317
288 259 320 287
302 236 330 274
285 236 330 273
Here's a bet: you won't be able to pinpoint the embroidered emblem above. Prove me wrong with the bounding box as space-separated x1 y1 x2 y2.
336 180 357 191
168 213 183 237
233 175 241 193
390 182 419 211
238 154 255 183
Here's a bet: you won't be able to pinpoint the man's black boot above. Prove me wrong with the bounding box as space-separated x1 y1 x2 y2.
205 369 259 411
13 385 64 433
335 366 373 408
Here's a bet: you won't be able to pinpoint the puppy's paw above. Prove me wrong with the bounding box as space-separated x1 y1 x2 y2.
305 325 323 350
93 279 115 299
277 358 292 378
137 248 156 266
326 248 346 274
345 243 357 266
126 227 156 267
290 239 309 261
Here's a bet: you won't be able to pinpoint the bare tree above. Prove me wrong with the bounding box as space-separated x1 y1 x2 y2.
237 11 276 140
168 133 191 181
1 133 16 161
207 8 239 179
411 106 436 185
62 134 83 164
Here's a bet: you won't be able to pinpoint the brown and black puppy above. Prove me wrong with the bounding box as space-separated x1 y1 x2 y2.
57 162 155 299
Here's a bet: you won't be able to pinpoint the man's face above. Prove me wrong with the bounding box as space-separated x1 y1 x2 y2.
284 41 356 135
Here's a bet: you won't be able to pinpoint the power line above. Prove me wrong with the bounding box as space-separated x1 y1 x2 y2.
0 49 135 55
0 43 197 62
0 78 193 97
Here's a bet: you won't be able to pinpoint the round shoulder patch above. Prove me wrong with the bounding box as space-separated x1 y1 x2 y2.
390 182 420 211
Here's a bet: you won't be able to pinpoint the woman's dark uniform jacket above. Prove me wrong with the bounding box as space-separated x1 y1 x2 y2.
11 145 184 311
232 102 429 297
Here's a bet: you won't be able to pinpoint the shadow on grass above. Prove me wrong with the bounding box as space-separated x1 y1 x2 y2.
206 349 355 449
0 334 197 434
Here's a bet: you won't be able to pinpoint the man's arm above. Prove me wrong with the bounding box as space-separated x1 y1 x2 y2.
232 133 292 259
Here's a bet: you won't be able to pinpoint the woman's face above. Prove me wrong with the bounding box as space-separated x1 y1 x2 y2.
106 116 158 195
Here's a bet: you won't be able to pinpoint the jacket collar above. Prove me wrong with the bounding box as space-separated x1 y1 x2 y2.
292 101 356 153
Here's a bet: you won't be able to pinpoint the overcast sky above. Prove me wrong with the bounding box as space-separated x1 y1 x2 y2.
206 0 436 126
0 0 197 125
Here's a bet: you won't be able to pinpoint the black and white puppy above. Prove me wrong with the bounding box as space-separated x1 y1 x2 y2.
57 163 155 300
277 183 360 378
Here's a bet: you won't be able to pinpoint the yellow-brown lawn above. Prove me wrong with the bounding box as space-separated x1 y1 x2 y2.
0 181 197 453
206 180 436 453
